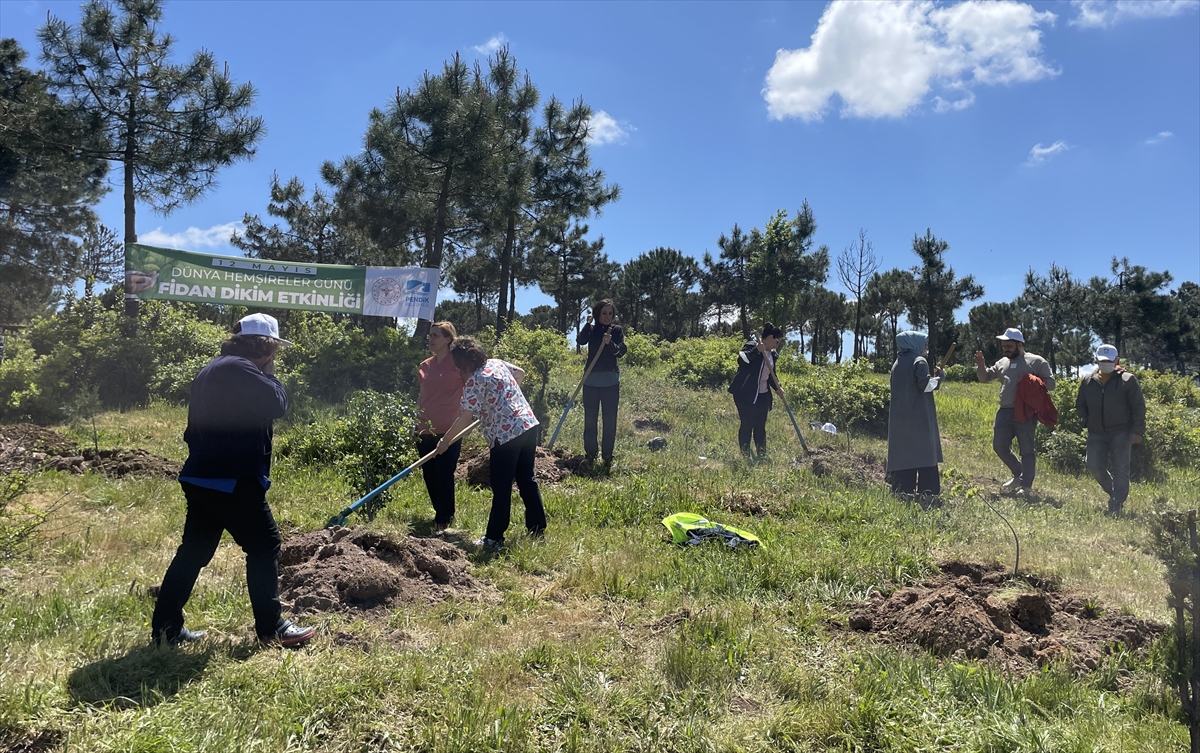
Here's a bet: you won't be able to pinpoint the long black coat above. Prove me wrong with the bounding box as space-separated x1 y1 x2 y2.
886 352 943 472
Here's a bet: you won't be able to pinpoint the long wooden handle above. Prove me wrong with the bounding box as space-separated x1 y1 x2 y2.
939 342 958 370
569 334 608 404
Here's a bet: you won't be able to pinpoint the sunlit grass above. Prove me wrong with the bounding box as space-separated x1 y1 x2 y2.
0 362 1190 750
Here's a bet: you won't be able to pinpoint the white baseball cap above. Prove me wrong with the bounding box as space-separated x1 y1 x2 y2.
1095 344 1118 362
996 328 1025 343
235 313 293 346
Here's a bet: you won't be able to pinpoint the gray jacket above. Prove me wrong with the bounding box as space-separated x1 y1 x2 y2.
886 353 944 472
1076 370 1146 436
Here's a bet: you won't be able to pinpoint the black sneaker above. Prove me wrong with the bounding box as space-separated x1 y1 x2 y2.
261 620 316 647
1106 498 1124 516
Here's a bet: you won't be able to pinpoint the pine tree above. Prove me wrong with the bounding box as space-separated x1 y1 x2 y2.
904 229 983 359
0 39 107 323
39 0 264 315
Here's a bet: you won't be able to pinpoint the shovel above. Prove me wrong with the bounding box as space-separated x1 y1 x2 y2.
325 419 480 528
546 340 606 449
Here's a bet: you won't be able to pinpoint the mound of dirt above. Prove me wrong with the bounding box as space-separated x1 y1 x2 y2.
793 446 888 486
0 423 181 479
455 445 588 488
847 561 1165 674
278 526 489 614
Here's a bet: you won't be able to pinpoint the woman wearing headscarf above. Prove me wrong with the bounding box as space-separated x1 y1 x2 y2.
437 338 545 550
416 321 465 532
575 299 627 469
886 330 944 497
727 323 786 459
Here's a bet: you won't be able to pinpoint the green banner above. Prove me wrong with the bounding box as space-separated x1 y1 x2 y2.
125 244 364 313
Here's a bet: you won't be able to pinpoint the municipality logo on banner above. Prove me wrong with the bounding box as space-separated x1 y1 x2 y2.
364 267 439 319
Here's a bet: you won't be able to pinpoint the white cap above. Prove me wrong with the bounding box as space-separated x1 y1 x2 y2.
1095 344 1118 362
996 328 1025 343
235 313 293 346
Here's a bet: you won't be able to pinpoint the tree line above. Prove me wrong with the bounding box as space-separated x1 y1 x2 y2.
2 0 1197 374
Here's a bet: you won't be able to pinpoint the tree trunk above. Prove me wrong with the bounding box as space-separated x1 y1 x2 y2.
123 91 139 318
496 213 516 336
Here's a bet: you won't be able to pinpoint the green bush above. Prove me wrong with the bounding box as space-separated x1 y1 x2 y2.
280 312 426 405
277 390 419 516
788 359 890 435
621 329 660 368
1133 402 1200 480
1138 369 1200 408
663 335 744 390
492 321 573 386
1042 430 1087 474
943 364 976 383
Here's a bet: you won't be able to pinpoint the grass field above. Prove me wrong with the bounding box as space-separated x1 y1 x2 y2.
1 363 1196 752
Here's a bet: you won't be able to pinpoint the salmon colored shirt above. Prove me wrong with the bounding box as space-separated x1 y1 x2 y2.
417 355 466 435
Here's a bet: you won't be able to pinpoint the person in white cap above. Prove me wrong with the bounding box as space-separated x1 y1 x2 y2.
974 328 1055 495
152 313 316 647
1075 344 1145 515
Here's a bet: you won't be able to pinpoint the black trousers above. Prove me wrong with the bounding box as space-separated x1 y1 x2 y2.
152 480 282 640
484 429 546 542
735 396 771 455
889 466 942 496
417 433 462 525
582 383 620 461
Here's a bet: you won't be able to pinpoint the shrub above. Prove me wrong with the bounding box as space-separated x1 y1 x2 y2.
943 364 976 383
789 359 890 435
1042 430 1087 474
1139 369 1200 409
621 329 660 368
277 390 420 516
664 335 744 390
1133 403 1200 480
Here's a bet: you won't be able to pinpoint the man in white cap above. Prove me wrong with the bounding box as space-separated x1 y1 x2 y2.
152 313 316 647
1075 344 1145 515
974 328 1055 495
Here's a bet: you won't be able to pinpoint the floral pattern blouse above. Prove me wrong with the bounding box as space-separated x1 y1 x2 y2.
460 359 540 447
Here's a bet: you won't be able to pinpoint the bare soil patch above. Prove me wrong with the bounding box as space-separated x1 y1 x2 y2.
847 560 1165 674
278 526 491 614
0 725 63 753
632 416 671 433
0 424 180 479
792 446 888 486
455 446 588 488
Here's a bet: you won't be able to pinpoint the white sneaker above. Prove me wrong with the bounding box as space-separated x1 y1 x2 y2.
1001 477 1020 491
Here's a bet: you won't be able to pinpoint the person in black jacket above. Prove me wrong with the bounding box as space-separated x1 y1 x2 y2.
152 314 315 648
727 323 785 460
575 300 627 469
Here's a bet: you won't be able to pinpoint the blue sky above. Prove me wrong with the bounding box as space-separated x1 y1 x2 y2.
3 0 1198 321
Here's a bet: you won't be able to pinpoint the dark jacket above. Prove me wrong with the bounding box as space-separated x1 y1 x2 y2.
179 355 288 480
727 341 776 407
1076 368 1146 436
576 323 626 373
1015 374 1058 427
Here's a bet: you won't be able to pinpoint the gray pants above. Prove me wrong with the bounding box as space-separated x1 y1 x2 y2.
1086 429 1132 505
993 407 1037 489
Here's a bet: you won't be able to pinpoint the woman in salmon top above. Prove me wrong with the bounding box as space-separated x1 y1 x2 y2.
416 321 466 532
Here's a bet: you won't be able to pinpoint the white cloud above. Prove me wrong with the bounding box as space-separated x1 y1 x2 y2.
473 34 508 55
140 222 243 250
1144 130 1174 145
1070 0 1198 28
586 110 633 146
763 0 1058 121
1025 140 1069 165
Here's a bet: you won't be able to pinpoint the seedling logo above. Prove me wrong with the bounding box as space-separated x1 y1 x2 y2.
405 279 432 294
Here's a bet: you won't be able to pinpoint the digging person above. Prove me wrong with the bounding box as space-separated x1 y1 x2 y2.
727 323 786 460
417 321 466 532
886 331 944 498
437 337 545 551
1076 344 1145 515
974 328 1055 496
152 313 316 647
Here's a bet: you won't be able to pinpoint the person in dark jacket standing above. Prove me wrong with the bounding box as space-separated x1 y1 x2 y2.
1076 344 1146 515
152 313 315 647
727 323 785 460
886 331 944 497
575 300 627 469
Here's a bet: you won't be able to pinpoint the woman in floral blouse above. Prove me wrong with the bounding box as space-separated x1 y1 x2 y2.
437 338 545 550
